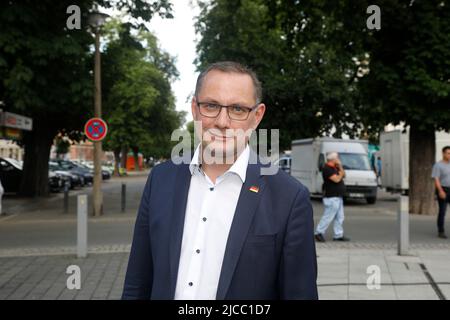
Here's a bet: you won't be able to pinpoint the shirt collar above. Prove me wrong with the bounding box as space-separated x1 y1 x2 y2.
189 144 250 183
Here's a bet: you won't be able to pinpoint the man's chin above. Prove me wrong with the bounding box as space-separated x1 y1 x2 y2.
202 141 237 165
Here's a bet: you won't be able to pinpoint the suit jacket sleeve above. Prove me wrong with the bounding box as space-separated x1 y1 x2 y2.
122 171 153 299
278 186 318 299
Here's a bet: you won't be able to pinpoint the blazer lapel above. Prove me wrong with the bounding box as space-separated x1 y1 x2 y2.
216 162 266 299
169 163 192 298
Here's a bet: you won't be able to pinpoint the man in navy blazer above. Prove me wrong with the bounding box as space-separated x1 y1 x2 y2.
122 61 318 300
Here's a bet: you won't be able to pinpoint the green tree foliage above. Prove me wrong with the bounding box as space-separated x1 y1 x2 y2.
356 1 450 214
102 21 184 166
194 0 366 149
358 1 450 131
195 0 450 214
0 0 94 196
55 135 71 158
0 0 173 196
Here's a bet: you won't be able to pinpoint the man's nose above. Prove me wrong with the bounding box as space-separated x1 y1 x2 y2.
214 107 231 128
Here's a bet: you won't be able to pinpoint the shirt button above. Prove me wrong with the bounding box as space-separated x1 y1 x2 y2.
188 282 193 286
202 217 207 222
196 249 200 254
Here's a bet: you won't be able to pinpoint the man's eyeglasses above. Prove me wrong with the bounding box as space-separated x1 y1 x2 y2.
196 100 259 121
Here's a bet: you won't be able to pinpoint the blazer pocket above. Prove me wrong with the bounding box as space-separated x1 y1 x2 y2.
246 234 276 245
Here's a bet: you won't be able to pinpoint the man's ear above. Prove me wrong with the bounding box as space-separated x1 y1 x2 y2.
191 96 199 121
253 103 266 129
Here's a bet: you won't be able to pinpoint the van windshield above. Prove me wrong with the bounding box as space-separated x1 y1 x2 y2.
338 153 371 171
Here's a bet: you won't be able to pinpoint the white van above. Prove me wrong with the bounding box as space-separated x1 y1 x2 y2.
291 137 378 204
380 129 450 193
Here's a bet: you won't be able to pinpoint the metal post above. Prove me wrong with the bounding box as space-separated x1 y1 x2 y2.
93 29 103 217
398 195 409 255
63 183 69 213
121 183 126 213
77 194 88 258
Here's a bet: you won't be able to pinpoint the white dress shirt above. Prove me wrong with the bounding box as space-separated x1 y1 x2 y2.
174 144 250 300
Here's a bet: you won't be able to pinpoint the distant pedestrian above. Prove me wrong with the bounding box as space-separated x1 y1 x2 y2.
315 152 350 242
376 156 382 186
431 145 450 239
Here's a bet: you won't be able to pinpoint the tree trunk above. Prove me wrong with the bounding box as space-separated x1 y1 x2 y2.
19 122 55 197
113 147 121 177
409 125 437 215
120 145 128 171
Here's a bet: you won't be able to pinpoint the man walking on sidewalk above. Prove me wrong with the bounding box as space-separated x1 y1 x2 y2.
315 152 350 242
432 146 450 239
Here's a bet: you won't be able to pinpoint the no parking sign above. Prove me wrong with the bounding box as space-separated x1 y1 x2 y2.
84 118 108 141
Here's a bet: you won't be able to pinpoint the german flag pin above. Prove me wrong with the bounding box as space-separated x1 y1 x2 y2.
249 186 259 193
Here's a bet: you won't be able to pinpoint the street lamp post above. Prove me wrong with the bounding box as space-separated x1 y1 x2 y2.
88 11 109 217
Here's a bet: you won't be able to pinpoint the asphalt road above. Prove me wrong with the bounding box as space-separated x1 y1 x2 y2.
0 173 449 250
0 174 146 250
311 193 449 244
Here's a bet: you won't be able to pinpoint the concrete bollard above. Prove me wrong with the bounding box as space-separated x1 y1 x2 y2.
397 195 409 256
121 183 126 213
77 194 88 258
63 183 69 214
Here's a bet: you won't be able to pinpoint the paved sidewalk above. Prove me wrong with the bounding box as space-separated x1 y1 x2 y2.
316 245 450 300
0 251 129 300
0 171 147 300
1 244 449 300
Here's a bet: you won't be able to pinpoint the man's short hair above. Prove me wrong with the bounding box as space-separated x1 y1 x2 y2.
326 152 339 161
443 146 450 153
195 61 262 103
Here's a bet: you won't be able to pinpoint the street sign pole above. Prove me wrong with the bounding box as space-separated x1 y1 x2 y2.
93 30 103 217
84 117 108 217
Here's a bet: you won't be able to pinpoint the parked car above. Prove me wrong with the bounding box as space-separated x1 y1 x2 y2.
78 160 93 170
274 155 291 174
102 165 114 176
73 161 111 180
102 160 115 174
0 157 64 193
102 169 111 180
49 161 84 189
50 159 94 184
48 171 65 192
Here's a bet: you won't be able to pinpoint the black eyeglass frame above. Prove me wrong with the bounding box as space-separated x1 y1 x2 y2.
195 99 260 121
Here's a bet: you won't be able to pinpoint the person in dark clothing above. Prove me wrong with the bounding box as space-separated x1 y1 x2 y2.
315 152 350 242
431 146 450 239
